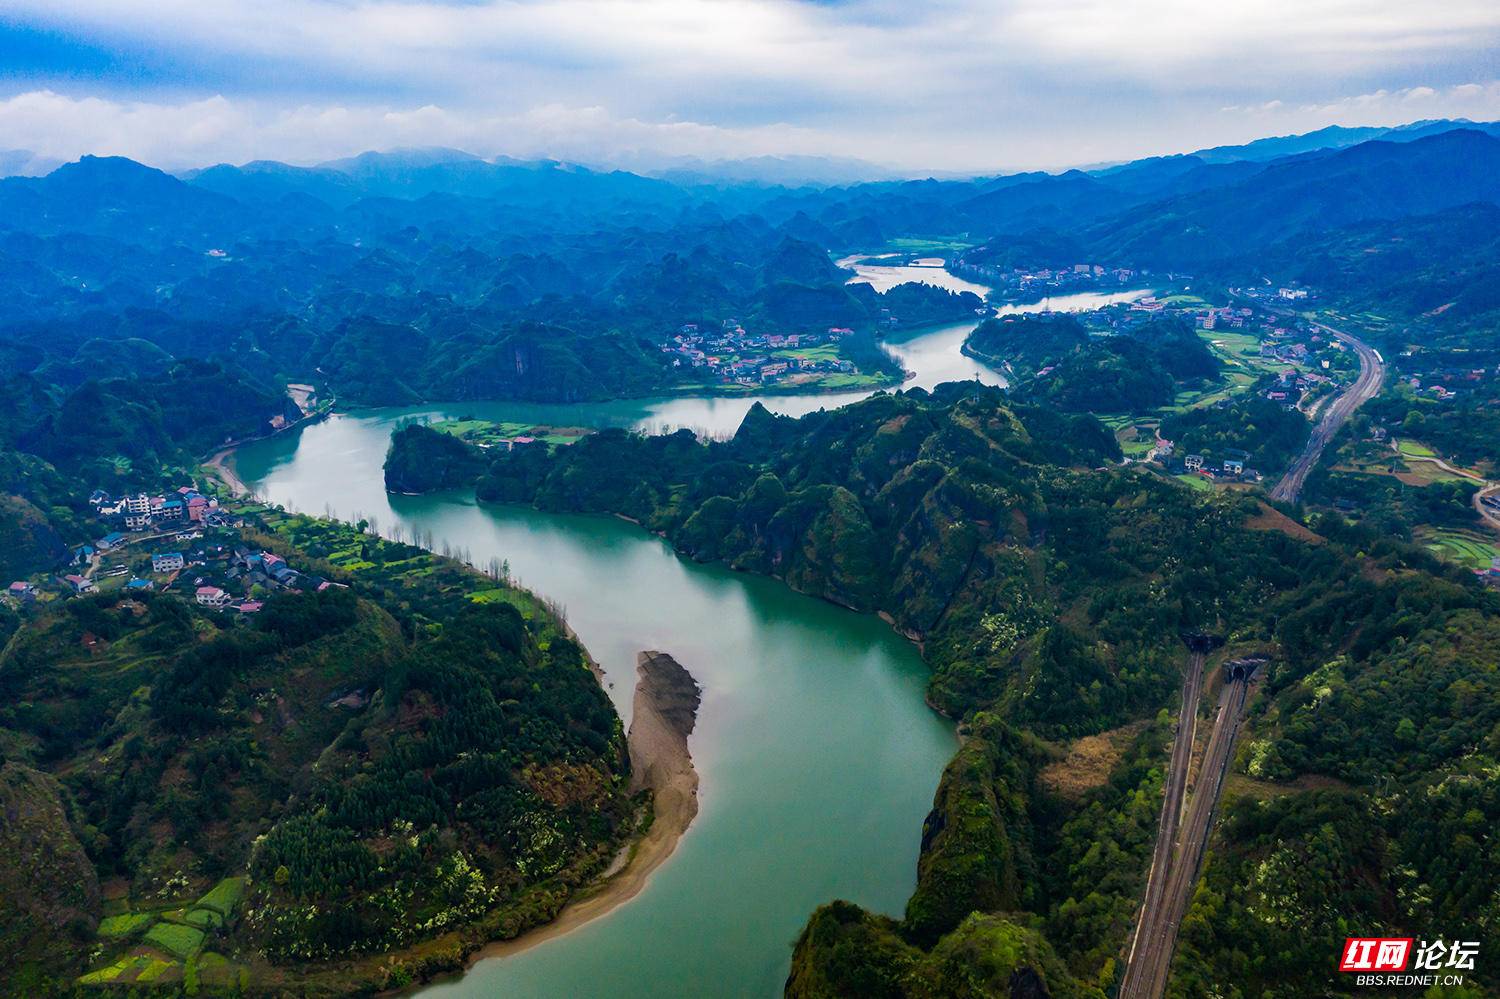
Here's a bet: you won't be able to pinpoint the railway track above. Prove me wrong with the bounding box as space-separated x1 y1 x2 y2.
1120 667 1251 999
1270 320 1385 504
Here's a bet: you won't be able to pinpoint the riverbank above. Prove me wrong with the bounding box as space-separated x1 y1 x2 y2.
201 401 334 498
204 446 250 497
460 651 701 968
222 339 961 998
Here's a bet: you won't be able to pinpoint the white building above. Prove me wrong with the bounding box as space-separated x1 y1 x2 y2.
152 553 185 573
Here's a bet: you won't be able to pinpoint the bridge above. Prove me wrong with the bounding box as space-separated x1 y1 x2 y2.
1118 636 1259 999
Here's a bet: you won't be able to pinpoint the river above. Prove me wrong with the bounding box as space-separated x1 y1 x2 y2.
229 271 1148 998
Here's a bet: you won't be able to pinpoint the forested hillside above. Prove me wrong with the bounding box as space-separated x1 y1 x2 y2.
963 314 1221 414
389 385 1500 995
0 512 630 994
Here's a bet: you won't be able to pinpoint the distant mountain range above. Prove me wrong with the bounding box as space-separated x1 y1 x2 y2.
0 120 1495 411
0 149 62 178
1186 117 1500 164
3 117 1496 193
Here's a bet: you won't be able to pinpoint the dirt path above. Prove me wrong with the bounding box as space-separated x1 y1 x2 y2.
467 651 701 964
1390 443 1499 533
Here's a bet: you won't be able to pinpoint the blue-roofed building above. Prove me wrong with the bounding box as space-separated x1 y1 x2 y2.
152 553 185 573
126 578 154 592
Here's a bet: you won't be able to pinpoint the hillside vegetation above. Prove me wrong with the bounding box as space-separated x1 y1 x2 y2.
0 513 630 995
389 384 1500 995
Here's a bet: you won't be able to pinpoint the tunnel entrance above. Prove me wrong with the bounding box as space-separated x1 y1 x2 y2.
1224 655 1270 682
1179 631 1225 654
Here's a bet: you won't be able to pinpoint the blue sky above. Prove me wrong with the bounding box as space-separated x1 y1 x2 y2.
1 0 1498 173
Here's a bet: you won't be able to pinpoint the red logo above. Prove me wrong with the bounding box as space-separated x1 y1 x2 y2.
1341 938 1413 972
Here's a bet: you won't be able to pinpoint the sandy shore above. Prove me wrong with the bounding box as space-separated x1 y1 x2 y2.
468 650 702 964
205 447 250 497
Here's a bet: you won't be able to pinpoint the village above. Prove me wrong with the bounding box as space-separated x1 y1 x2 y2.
1043 289 1357 486
663 321 860 386
5 482 343 615
950 258 1153 299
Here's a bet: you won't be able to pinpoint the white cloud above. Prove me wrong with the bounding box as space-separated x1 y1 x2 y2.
1291 81 1500 121
2 1 1499 170
0 90 832 169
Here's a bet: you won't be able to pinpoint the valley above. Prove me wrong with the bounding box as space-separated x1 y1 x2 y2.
2 119 1498 998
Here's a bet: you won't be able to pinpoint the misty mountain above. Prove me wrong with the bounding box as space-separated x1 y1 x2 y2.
1188 117 1500 164
1081 129 1500 266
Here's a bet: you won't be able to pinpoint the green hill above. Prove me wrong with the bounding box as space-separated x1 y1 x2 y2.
0 514 630 995
403 382 1500 996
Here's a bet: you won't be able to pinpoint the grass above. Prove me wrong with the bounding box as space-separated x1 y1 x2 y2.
1419 528 1500 570
884 236 976 254
1397 439 1438 459
432 417 590 448
1175 473 1215 492
811 372 886 389
135 957 177 983
1116 424 1156 458
184 907 223 929
97 913 155 939
1157 292 1213 308
196 952 239 988
143 920 206 960
79 955 156 985
776 344 841 364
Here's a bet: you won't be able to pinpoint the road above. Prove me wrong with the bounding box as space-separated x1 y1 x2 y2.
1473 482 1500 534
1119 670 1251 999
1270 320 1386 503
1120 650 1204 995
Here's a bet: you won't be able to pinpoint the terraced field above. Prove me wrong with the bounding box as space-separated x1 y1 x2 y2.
80 878 249 987
1419 528 1500 569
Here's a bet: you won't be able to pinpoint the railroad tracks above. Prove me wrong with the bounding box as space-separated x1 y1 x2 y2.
1270 321 1385 504
1119 654 1253 999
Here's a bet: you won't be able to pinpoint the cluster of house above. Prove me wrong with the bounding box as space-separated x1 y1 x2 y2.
664 322 857 385
1147 438 1263 483
1179 449 1262 482
1474 554 1500 587
1236 285 1316 305
88 485 227 532
950 259 1147 298
187 545 344 613
1263 366 1335 408
1396 357 1500 403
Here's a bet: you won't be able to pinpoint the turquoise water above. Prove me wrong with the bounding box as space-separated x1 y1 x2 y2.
229 285 1140 997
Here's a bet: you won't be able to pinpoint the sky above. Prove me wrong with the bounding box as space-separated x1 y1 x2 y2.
1 0 1498 174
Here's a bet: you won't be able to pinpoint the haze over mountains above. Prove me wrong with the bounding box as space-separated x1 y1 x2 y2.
1 118 1497 412
3 116 1498 189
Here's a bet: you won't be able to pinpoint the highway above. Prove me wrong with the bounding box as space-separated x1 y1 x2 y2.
1119 669 1251 999
1270 319 1386 503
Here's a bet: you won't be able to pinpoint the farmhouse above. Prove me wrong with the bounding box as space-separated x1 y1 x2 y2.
152 552 186 573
